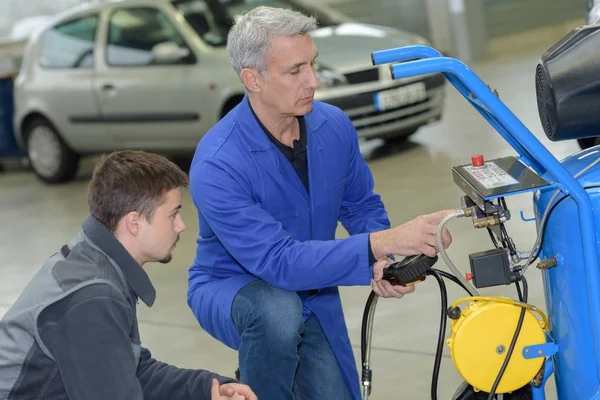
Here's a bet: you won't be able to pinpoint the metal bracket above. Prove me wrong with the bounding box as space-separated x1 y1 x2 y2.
523 342 559 359
520 210 536 222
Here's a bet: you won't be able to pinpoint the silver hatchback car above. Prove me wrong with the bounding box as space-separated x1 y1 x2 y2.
14 0 446 183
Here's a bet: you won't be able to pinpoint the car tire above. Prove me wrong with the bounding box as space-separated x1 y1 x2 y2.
24 117 79 184
578 137 600 150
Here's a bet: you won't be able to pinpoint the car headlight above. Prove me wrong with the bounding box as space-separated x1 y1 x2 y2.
589 1 600 24
314 64 347 88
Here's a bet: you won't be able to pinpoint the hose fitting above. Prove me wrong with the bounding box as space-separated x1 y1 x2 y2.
537 257 558 270
473 215 501 228
361 368 373 399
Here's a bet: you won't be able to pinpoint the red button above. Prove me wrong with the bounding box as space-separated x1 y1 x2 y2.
465 272 473 281
471 155 484 167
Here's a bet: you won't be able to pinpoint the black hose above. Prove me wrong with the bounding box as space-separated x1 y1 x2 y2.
487 227 500 249
515 280 523 302
431 268 472 295
360 267 529 400
361 291 377 367
486 275 529 400
426 270 447 400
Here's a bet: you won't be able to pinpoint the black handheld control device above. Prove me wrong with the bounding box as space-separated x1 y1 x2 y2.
382 254 439 286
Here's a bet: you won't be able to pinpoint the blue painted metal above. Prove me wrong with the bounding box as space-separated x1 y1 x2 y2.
522 342 559 359
520 210 537 222
370 45 600 399
532 357 555 400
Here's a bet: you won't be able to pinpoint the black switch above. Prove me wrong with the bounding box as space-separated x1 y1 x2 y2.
469 249 516 288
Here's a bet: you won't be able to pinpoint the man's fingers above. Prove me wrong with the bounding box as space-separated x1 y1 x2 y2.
442 228 452 248
212 379 221 398
220 385 236 397
390 280 416 296
383 280 417 299
426 209 457 223
371 280 383 297
420 244 437 257
373 263 384 281
372 280 391 297
374 280 389 297
373 257 394 282
381 280 404 299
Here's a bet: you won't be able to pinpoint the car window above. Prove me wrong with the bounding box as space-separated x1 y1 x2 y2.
40 15 98 69
174 0 338 48
106 7 191 66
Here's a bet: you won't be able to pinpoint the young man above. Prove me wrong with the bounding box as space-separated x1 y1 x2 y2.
187 6 453 400
0 150 256 400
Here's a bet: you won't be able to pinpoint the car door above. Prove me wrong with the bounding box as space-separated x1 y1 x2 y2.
94 5 202 151
35 13 111 152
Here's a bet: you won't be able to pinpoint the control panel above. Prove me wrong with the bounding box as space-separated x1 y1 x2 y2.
453 155 551 213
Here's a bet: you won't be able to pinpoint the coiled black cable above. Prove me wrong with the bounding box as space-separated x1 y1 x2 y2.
486 275 528 400
361 266 531 399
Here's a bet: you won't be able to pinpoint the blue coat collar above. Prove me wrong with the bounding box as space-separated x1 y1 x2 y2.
234 95 327 152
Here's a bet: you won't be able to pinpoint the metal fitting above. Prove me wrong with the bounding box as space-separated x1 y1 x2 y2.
462 207 475 217
537 257 558 270
473 215 501 228
532 362 545 387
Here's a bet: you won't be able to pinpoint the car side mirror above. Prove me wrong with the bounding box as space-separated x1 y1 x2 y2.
151 42 190 64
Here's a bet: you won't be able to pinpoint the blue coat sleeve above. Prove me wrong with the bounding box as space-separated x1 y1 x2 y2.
191 159 372 292
338 116 391 236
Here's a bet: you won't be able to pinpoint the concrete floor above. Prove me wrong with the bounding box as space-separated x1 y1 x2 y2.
0 41 581 398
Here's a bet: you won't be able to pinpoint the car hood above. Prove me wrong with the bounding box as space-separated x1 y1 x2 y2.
310 23 423 72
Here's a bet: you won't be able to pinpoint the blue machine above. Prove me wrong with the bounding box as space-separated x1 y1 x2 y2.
368 24 600 400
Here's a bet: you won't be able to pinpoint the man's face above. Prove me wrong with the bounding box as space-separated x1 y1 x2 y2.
139 188 186 264
258 33 320 116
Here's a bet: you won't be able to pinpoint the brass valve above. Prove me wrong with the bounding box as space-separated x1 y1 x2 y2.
537 257 558 270
473 215 501 229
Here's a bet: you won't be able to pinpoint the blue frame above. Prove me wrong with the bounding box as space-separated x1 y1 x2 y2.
371 45 600 396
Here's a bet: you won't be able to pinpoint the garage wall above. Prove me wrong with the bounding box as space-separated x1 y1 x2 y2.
326 0 431 41
483 0 586 37
0 0 83 38
0 0 588 46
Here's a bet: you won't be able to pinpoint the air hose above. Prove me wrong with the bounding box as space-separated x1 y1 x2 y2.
361 208 481 399
360 268 473 400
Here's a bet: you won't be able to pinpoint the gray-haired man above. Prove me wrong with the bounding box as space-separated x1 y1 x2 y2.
187 5 452 400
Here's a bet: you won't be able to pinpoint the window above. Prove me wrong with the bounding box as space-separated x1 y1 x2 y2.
40 15 98 68
106 7 192 66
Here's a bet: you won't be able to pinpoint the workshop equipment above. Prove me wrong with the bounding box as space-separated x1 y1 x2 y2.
362 23 600 400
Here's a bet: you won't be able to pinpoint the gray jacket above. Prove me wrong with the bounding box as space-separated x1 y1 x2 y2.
0 216 235 399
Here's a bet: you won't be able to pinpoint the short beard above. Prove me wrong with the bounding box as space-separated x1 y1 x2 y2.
159 255 172 264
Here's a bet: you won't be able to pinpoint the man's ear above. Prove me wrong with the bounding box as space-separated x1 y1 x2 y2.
240 68 263 93
123 211 142 236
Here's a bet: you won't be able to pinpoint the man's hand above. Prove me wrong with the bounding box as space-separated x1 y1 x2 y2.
211 378 257 400
370 210 454 259
371 257 416 299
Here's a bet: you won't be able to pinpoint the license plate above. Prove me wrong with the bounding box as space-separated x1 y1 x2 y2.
374 82 427 112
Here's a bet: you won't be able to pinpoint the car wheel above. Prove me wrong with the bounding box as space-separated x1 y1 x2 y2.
25 118 79 183
578 137 600 150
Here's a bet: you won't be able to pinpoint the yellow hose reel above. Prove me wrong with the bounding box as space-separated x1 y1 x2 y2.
446 297 550 394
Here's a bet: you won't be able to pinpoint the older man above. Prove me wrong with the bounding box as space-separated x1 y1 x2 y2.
187 6 452 400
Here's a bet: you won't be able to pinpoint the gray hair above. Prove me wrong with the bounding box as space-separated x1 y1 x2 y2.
227 6 317 76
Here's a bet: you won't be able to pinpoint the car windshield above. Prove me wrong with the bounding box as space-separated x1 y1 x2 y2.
172 0 339 47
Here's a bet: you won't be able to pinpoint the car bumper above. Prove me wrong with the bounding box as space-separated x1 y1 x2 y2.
317 73 446 140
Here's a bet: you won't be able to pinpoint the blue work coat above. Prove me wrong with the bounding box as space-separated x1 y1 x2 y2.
187 96 390 399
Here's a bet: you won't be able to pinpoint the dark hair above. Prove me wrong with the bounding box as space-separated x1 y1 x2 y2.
88 150 188 232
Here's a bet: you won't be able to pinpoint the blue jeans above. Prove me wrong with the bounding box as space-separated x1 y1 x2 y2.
231 280 353 400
